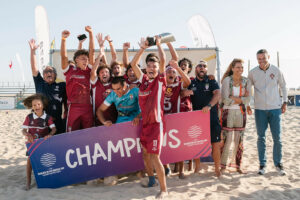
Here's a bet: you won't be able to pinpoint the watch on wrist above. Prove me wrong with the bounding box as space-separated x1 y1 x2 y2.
207 103 212 108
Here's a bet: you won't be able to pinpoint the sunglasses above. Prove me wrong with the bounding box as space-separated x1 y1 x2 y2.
197 64 207 68
43 70 55 73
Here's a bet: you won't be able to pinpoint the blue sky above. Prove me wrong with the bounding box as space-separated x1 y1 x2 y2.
1 0 299 87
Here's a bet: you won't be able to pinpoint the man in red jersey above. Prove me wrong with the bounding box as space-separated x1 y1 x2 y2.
60 26 94 132
90 32 118 126
130 36 167 199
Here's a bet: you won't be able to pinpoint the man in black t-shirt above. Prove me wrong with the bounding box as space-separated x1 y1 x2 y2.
188 60 222 177
29 39 67 134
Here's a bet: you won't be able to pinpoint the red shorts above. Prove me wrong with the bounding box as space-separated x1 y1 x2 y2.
66 104 93 132
140 122 165 155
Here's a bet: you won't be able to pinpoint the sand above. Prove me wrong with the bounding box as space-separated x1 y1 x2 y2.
0 107 299 200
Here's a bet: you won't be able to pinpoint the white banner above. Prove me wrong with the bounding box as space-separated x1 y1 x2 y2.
35 5 50 73
0 97 15 110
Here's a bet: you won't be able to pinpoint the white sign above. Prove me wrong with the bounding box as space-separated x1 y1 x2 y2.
0 97 15 110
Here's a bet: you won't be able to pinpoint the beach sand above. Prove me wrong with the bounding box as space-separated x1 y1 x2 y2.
0 107 299 200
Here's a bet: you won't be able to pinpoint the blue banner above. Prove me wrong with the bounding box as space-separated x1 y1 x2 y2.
27 111 212 188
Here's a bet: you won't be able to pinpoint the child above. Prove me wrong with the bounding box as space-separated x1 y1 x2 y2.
22 94 56 190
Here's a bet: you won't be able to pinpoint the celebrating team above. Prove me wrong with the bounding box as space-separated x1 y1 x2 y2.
23 26 287 198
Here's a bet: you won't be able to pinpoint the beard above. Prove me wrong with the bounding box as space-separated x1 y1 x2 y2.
196 71 206 79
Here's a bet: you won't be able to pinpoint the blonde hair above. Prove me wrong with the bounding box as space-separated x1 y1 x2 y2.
221 58 244 83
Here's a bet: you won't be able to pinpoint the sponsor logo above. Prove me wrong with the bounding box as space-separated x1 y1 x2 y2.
70 75 85 79
40 153 56 168
152 140 158 151
205 83 209 91
165 87 173 97
139 91 151 96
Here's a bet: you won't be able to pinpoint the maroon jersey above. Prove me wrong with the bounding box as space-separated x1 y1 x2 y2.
138 73 166 125
164 82 182 114
180 96 192 112
91 79 117 125
124 75 141 88
63 65 92 105
22 112 55 138
177 76 193 112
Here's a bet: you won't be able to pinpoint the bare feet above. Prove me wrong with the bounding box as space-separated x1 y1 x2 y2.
178 173 186 179
220 168 226 174
155 191 168 199
237 168 247 174
25 183 31 191
215 170 221 178
194 166 200 174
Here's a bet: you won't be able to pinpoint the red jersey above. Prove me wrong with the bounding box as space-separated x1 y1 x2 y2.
63 65 92 105
22 112 55 139
91 79 118 125
164 82 182 114
177 76 193 112
138 73 166 125
124 75 141 88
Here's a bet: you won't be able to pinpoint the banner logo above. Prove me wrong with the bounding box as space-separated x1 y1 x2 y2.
40 153 56 168
188 125 202 139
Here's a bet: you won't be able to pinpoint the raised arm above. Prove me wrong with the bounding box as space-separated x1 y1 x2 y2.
166 42 178 61
123 42 130 68
169 60 191 88
105 35 117 63
28 39 39 76
77 35 86 50
130 38 148 80
156 36 166 73
85 26 95 65
91 33 106 82
60 30 70 70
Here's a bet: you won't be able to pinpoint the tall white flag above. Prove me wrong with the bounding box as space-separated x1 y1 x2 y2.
35 5 50 73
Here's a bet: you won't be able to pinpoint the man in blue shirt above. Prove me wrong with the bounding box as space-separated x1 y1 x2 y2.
188 60 222 177
96 76 141 125
29 39 67 134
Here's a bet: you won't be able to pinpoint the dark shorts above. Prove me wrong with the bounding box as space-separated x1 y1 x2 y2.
210 112 221 143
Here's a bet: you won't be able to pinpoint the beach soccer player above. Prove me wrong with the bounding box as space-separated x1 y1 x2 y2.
130 36 168 199
90 32 118 126
96 76 141 125
60 26 94 132
28 39 67 134
96 76 141 185
164 60 191 179
22 94 56 190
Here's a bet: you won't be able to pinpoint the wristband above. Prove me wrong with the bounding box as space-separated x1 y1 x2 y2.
108 40 113 43
62 37 66 41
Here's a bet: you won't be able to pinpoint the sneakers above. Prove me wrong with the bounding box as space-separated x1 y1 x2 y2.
258 164 286 176
258 165 266 175
276 164 286 176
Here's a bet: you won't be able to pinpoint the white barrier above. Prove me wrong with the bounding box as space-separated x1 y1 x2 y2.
0 97 15 110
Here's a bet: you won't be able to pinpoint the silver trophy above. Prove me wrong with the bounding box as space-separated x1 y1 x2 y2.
146 33 176 46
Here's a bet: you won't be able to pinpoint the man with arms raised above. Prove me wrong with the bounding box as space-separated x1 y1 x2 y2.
60 26 94 131
130 36 167 199
28 39 67 134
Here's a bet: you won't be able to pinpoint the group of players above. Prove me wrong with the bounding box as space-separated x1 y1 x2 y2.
25 26 218 199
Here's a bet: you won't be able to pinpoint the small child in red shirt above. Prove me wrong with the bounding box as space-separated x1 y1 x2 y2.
22 94 56 190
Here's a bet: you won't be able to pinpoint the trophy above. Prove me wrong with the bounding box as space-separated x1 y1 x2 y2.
146 33 176 46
